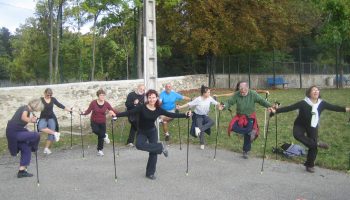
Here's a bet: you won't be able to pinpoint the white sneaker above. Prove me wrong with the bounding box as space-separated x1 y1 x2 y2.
43 148 52 155
97 150 104 156
104 133 110 144
127 143 134 147
200 145 205 150
195 127 201 137
54 132 60 142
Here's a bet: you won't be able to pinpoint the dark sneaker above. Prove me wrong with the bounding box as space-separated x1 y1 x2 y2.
17 170 33 178
306 167 315 173
146 174 156 180
317 142 329 149
242 151 248 159
162 142 169 158
164 133 170 141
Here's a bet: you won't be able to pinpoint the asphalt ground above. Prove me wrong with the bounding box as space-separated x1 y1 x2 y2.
0 142 349 200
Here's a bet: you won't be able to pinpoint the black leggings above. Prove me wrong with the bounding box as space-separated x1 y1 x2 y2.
91 122 106 151
293 123 318 167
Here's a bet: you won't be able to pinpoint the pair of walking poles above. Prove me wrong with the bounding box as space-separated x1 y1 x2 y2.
261 99 280 174
185 102 222 175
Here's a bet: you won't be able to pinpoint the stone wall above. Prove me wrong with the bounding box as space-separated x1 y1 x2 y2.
0 75 208 137
215 74 350 89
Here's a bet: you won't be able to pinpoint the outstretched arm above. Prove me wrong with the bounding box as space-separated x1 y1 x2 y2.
213 93 234 98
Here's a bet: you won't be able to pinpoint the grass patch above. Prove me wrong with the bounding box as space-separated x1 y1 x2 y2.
1 88 349 171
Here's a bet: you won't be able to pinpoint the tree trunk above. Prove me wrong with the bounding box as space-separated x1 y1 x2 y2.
91 14 97 81
54 1 63 83
49 0 54 84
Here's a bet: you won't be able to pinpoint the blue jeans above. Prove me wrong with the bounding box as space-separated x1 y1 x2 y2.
195 115 214 145
136 128 163 176
38 118 56 141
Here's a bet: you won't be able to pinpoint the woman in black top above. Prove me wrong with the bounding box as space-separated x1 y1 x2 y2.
6 99 43 178
275 86 349 173
116 89 191 180
38 88 72 155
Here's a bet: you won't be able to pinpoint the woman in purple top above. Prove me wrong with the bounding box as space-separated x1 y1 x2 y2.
81 89 117 156
6 99 43 178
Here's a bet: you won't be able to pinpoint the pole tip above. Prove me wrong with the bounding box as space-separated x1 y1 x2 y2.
114 178 118 183
213 158 216 161
260 171 263 175
37 183 40 187
186 173 188 176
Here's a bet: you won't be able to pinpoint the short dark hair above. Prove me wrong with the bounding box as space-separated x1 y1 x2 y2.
200 85 210 95
235 81 247 91
145 89 160 108
305 85 321 98
96 89 106 97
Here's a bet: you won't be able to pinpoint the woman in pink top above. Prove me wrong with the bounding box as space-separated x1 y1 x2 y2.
81 89 117 156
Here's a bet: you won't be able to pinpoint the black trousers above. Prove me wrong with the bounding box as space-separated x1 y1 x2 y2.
293 123 318 167
91 122 106 151
136 128 163 176
126 119 137 144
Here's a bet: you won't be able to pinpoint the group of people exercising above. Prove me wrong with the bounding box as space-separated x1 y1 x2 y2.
6 82 349 179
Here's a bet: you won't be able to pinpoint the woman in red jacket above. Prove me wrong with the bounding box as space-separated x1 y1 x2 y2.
81 89 117 156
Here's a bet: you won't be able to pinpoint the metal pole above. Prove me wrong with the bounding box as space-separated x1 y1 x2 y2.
111 118 118 182
70 111 73 149
214 110 221 160
79 114 85 158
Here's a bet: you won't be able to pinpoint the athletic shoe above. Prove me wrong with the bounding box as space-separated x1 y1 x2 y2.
195 127 201 137
97 150 104 156
43 148 52 155
242 151 248 159
126 143 134 147
17 170 33 178
146 174 156 180
104 133 110 144
164 132 170 141
162 142 169 158
54 132 60 142
200 145 205 150
317 142 329 149
306 167 315 173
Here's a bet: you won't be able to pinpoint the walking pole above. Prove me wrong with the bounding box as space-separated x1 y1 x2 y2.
274 101 280 160
111 117 118 182
214 109 221 160
70 110 73 149
186 109 191 176
176 108 182 150
79 113 85 158
33 118 40 186
261 113 272 174
263 93 268 138
275 113 278 160
117 119 126 157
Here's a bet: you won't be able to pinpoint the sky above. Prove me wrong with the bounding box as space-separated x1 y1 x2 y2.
0 0 36 34
0 0 91 34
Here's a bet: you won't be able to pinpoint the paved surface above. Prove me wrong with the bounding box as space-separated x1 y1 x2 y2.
0 143 349 200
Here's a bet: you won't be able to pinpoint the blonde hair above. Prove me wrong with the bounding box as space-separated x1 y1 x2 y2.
44 88 53 95
28 98 44 112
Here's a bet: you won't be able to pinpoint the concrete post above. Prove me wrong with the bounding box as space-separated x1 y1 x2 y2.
143 0 158 91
